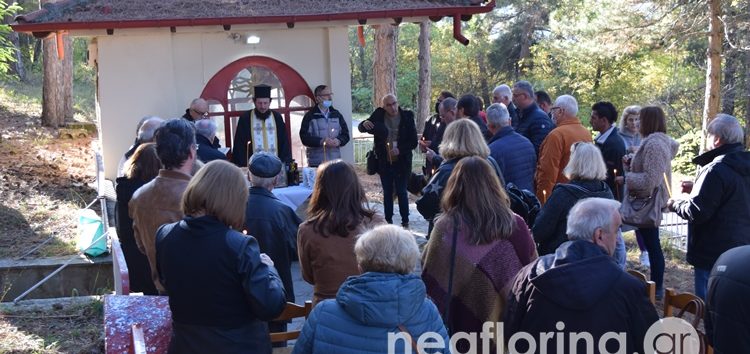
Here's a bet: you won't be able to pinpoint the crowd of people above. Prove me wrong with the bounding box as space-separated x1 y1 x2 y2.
112 79 750 353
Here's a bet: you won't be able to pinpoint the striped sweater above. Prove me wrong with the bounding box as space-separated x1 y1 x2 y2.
421 214 537 351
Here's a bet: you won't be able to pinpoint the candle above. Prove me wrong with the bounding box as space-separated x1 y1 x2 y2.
543 189 547 204
250 140 253 167
323 141 327 163
386 142 392 163
663 172 672 197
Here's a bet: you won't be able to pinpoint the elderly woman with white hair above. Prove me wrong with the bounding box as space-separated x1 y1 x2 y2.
293 225 449 354
532 143 626 267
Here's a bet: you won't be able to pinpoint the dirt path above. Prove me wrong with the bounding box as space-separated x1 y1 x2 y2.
0 89 97 259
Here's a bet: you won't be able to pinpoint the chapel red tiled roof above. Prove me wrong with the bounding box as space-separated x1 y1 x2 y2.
13 0 494 34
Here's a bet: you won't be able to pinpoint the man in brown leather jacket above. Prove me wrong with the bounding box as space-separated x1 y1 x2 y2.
129 118 196 294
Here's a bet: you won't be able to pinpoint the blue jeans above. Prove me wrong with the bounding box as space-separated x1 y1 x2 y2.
694 267 710 300
614 230 626 270
637 227 665 295
379 163 409 225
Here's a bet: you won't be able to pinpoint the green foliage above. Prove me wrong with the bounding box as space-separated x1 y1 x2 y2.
0 1 23 77
673 129 701 176
345 0 747 144
351 86 373 113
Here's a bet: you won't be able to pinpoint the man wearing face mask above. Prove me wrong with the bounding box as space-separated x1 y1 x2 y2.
299 85 350 167
232 85 293 166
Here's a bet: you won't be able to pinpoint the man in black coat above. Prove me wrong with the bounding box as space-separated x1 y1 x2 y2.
195 119 227 163
244 152 301 340
358 94 418 228
492 84 519 123
511 80 555 155
668 113 750 299
231 85 292 166
181 98 221 148
457 94 491 142
504 198 658 354
591 101 626 199
706 245 750 353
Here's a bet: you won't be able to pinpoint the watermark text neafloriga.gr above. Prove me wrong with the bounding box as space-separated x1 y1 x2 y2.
387 318 701 354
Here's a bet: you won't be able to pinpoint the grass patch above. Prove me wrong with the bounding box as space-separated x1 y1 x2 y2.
0 298 104 353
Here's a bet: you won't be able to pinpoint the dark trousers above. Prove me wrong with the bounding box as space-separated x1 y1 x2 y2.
637 227 665 294
379 163 409 225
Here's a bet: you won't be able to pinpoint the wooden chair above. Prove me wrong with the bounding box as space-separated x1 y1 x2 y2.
627 269 656 305
270 301 314 343
662 288 714 354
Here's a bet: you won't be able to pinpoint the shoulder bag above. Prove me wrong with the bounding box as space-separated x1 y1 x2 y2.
620 182 666 228
366 149 378 175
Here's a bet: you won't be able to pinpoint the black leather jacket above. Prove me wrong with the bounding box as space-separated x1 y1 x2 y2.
156 215 286 354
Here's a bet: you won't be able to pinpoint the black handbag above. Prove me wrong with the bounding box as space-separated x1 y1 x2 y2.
366 149 378 175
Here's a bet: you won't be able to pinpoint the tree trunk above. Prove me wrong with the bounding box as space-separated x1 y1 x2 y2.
63 36 74 119
701 0 723 152
32 38 41 68
372 24 398 109
477 48 490 112
42 34 63 127
416 21 431 134
9 31 26 82
721 47 738 115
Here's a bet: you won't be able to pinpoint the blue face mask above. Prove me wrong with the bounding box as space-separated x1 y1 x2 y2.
322 100 332 109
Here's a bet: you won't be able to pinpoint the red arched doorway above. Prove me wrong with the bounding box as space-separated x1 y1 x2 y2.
200 56 314 149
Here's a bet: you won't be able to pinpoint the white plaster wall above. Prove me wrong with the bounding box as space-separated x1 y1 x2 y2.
95 25 353 180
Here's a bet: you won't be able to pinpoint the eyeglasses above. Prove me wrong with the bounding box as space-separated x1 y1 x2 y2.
550 107 561 112
317 92 334 98
192 108 209 117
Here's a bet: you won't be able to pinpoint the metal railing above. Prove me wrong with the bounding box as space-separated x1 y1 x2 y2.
352 137 426 169
660 212 689 252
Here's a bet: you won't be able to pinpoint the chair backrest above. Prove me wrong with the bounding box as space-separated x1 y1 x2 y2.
662 288 713 354
269 301 313 343
627 269 656 305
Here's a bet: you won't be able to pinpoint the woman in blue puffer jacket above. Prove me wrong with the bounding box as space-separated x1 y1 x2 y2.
293 225 450 354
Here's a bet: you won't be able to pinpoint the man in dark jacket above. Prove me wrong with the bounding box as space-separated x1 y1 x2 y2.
591 101 626 199
512 80 555 155
181 98 209 122
232 85 292 166
359 94 418 228
299 85 350 167
492 84 519 123
504 198 658 354
668 113 750 299
423 97 458 171
181 98 221 148
457 94 492 141
486 102 536 192
706 245 750 353
195 119 227 163
244 152 301 342
420 92 454 177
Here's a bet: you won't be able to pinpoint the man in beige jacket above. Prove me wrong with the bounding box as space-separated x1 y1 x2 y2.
129 118 196 294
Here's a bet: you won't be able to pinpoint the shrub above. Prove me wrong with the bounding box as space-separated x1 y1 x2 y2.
673 128 701 176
